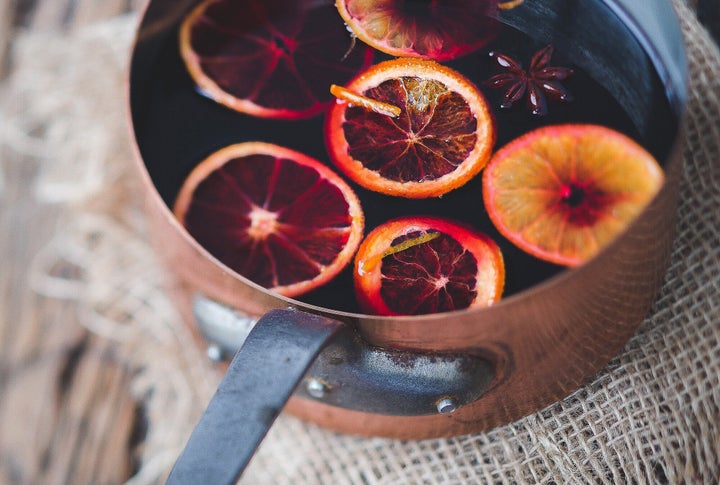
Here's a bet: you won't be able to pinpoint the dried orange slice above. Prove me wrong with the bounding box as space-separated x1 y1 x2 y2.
354 217 504 316
173 142 365 297
179 0 372 119
325 58 496 198
482 124 664 267
335 0 501 61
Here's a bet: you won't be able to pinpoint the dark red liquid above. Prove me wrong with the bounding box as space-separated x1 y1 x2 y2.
130 1 676 314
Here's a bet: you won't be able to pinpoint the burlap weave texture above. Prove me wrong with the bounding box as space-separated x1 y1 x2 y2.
2 0 717 483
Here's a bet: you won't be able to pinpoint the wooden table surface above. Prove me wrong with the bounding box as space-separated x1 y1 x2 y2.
0 1 717 484
1 2 144 484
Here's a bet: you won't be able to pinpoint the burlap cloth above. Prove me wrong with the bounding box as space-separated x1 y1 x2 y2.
1 0 718 483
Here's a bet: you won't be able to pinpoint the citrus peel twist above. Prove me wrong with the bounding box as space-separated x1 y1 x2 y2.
330 84 401 118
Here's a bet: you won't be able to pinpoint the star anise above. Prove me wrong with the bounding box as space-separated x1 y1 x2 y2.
484 44 574 116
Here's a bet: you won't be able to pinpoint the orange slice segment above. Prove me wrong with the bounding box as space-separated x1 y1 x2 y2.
482 124 664 267
173 142 365 297
179 0 372 119
335 0 501 61
325 58 496 199
354 217 505 316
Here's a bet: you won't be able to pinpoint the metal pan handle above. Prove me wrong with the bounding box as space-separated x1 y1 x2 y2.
166 309 345 485
166 304 494 484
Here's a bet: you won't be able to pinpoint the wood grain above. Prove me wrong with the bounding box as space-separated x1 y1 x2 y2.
0 0 12 77
0 2 140 484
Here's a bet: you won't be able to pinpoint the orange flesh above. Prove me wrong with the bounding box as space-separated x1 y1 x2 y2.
326 58 495 199
174 142 364 297
344 77 478 182
483 125 664 267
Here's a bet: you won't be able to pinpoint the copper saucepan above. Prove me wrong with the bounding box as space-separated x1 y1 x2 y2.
127 0 687 482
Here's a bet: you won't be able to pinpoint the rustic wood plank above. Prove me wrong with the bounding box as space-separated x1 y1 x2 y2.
0 0 13 77
0 2 142 482
0 145 139 485
0 295 85 483
71 0 134 29
0 154 65 381
40 338 136 485
0 346 64 483
29 0 73 30
0 330 138 485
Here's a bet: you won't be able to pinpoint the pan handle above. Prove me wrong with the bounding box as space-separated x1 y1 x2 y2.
166 308 345 485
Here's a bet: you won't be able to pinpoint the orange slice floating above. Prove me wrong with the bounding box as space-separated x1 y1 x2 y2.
354 217 505 316
180 0 372 119
335 0 502 61
325 58 496 199
173 142 365 297
482 124 664 267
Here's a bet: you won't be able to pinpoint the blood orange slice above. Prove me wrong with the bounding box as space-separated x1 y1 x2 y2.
335 0 502 61
354 217 504 316
325 58 496 198
173 142 365 297
482 124 664 267
179 0 372 119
